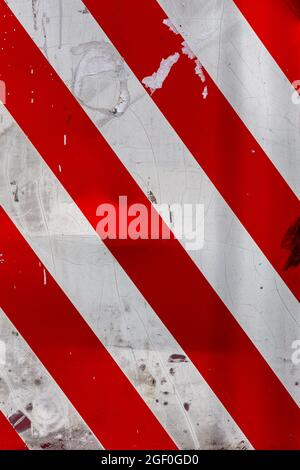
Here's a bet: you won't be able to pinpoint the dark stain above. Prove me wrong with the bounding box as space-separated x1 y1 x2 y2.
168 354 188 363
9 411 31 433
163 401 168 406
25 403 33 412
78 7 89 14
10 181 19 202
40 442 51 449
237 440 247 451
34 378 42 386
183 402 190 411
169 367 175 375
138 365 156 387
59 439 65 450
147 190 157 204
282 217 300 270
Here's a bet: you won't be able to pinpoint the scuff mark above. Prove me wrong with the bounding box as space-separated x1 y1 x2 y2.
41 14 50 59
142 53 180 94
58 0 63 50
31 0 39 31
282 217 300 270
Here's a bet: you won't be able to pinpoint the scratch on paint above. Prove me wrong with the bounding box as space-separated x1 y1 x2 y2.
202 85 208 99
43 268 47 286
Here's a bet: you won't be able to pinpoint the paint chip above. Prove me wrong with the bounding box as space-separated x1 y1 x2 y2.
181 41 195 59
195 59 206 83
142 53 180 93
163 18 179 35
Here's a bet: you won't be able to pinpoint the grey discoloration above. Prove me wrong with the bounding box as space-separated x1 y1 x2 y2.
0 309 101 449
31 0 39 31
71 41 130 119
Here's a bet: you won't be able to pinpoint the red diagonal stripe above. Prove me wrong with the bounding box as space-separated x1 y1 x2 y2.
82 0 300 301
233 0 300 86
0 208 176 450
0 410 27 450
1 2 300 449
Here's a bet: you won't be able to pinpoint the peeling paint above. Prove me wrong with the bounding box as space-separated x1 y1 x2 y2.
142 53 180 93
